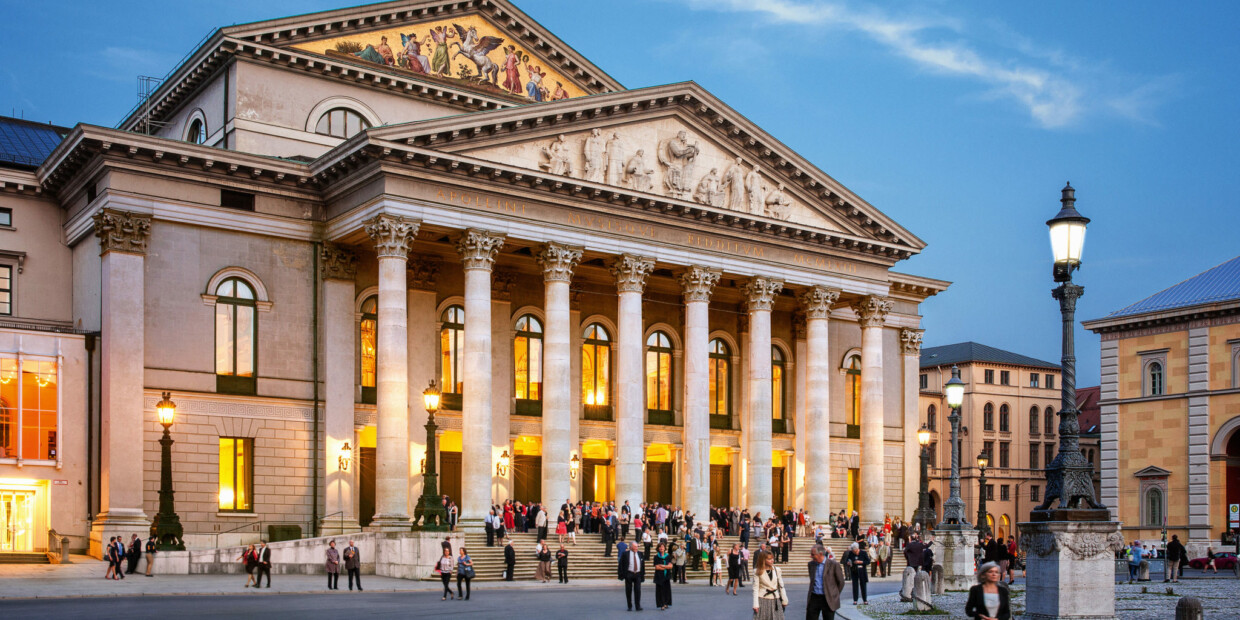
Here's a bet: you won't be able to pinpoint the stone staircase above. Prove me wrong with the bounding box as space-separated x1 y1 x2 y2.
0 552 50 564
711 535 907 576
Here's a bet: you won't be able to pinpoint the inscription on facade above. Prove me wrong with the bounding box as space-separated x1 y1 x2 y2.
568 213 655 238
435 188 528 215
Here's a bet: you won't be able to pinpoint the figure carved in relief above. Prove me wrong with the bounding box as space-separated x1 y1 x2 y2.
450 24 503 85
605 132 626 186
502 46 523 95
428 26 457 76
764 183 793 220
540 135 572 177
693 168 723 207
401 33 432 73
745 165 766 215
657 130 700 199
625 149 655 192
584 128 607 183
722 157 748 211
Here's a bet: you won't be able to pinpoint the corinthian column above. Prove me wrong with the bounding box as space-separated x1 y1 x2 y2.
457 229 506 523
799 286 841 522
89 209 152 558
900 329 924 521
538 243 583 512
743 276 784 519
679 266 721 522
365 214 419 531
321 244 360 534
853 295 893 523
611 254 655 509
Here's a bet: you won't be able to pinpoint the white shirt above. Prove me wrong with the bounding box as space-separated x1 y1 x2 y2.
629 550 640 572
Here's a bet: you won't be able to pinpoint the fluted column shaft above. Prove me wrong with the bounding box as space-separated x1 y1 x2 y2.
366 215 418 529
458 230 505 522
800 286 840 521
680 267 721 522
743 276 783 518
539 243 582 512
854 295 893 523
612 255 655 509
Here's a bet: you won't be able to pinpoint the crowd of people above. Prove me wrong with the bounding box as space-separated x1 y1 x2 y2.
101 534 157 579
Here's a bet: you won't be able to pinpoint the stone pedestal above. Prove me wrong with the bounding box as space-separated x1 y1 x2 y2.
1018 520 1124 620
932 527 978 591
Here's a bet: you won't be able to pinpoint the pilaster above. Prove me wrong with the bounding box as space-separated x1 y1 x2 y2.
901 328 924 522
321 244 360 534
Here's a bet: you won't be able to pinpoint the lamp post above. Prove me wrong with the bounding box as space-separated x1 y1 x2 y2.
913 424 936 530
938 365 969 528
412 380 448 530
150 392 184 550
570 454 581 481
976 451 991 537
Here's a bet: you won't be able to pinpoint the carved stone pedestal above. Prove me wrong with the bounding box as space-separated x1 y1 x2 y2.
1018 520 1124 620
931 527 978 591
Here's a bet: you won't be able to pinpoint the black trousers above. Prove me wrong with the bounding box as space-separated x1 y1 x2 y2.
558 563 568 583
486 525 495 546
456 574 471 598
624 576 642 610
621 524 629 540
538 526 548 541
851 573 867 603
655 579 672 608
505 562 515 581
126 554 140 573
806 592 836 620
440 572 452 597
782 544 790 563
256 566 271 587
347 568 362 590
327 572 338 589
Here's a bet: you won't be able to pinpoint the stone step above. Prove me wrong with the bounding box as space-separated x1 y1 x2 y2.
0 552 50 564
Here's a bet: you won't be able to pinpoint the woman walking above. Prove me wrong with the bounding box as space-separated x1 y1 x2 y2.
1206 547 1219 573
325 540 340 590
965 562 1011 619
751 550 789 620
436 547 455 600
104 537 118 580
653 542 674 610
238 544 258 587
456 546 473 600
726 543 742 595
843 541 870 605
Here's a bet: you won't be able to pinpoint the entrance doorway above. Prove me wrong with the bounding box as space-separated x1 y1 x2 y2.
646 462 673 506
710 465 731 507
440 452 462 506
358 447 375 528
0 489 34 552
847 468 859 516
582 458 612 503
1227 430 1240 534
513 455 542 504
772 467 786 513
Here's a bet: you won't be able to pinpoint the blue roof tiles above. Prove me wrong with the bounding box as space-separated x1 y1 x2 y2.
1105 255 1240 318
0 116 70 169
920 341 1059 370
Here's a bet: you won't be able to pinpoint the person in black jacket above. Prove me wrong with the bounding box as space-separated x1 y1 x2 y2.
619 545 645 611
842 541 870 605
503 539 516 581
1165 535 1187 583
125 534 142 574
965 562 1011 620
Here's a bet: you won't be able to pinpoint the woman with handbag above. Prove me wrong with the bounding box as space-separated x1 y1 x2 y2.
751 550 789 620
456 546 474 600
435 547 455 600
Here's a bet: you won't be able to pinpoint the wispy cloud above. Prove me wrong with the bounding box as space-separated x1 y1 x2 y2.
679 0 1173 129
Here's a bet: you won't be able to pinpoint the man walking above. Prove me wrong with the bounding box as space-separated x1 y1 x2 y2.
620 539 645 611
1165 535 1186 583
256 541 272 588
503 538 516 581
807 544 845 620
344 540 363 591
126 534 142 574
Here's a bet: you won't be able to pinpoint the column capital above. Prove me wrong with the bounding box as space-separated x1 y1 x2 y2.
742 276 784 312
492 270 516 301
455 229 506 271
679 266 722 303
852 295 893 328
93 208 151 256
798 286 842 320
320 244 358 281
537 242 584 283
900 328 924 356
406 255 441 291
609 254 655 294
365 214 420 259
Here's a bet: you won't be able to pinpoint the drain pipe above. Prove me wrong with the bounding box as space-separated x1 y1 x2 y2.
84 332 97 522
311 242 321 537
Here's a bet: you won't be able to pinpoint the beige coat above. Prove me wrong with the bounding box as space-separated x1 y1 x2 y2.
752 565 789 610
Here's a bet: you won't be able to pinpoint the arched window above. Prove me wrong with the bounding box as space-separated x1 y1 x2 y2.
1148 361 1164 396
772 346 787 433
315 107 371 139
983 403 994 431
927 404 937 431
999 404 1010 432
1030 406 1039 435
360 295 377 404
646 331 674 424
186 118 206 145
1144 487 1164 527
215 277 257 394
1045 406 1055 435
709 339 731 429
845 355 861 437
440 305 464 410
582 323 611 420
514 315 543 416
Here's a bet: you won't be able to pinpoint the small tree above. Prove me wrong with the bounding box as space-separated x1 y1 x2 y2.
334 41 363 54
457 63 473 81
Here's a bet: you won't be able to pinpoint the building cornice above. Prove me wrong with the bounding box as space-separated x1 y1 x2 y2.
0 168 45 197
889 271 951 303
1082 301 1240 336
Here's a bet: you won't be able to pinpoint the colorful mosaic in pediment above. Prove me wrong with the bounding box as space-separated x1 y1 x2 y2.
291 14 590 103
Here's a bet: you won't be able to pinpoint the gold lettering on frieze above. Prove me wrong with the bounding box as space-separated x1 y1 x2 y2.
686 233 765 258
792 253 857 274
566 213 656 238
435 188 527 215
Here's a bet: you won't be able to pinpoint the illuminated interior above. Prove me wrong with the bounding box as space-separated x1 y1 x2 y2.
0 358 59 460
645 332 673 413
846 356 861 426
218 437 252 511
359 296 377 389
581 324 610 406
708 339 729 416
440 306 465 394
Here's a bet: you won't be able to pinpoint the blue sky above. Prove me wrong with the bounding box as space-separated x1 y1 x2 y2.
3 0 1238 385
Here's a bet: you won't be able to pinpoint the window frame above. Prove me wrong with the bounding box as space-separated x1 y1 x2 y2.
1031 485 1040 503
581 323 612 421
214 277 258 395
771 345 787 433
440 305 465 410
983 403 994 431
999 441 1010 468
645 331 675 425
1143 486 1164 528
1000 370 1010 386
1000 484 1010 501
359 295 377 405
315 107 372 139
845 354 861 439
919 373 928 390
513 314 544 416
927 404 937 432
1030 442 1039 469
185 115 207 145
0 355 61 463
1030 373 1039 388
1045 406 1055 435
0 207 11 227
218 436 254 513
709 338 731 430
0 264 11 316
1146 360 1165 397
1029 406 1040 436
999 403 1010 432
984 369 995 384
1046 374 1055 390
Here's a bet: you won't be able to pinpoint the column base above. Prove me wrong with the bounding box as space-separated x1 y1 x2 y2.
319 516 362 537
1018 520 1124 620
365 514 411 533
930 527 978 591
455 518 487 536
89 509 151 559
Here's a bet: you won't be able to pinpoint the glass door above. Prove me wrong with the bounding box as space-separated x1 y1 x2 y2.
0 490 34 552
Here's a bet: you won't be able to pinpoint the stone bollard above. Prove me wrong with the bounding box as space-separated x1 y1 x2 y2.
1139 559 1151 581
932 565 945 595
1175 596 1204 620
912 571 934 611
900 567 916 601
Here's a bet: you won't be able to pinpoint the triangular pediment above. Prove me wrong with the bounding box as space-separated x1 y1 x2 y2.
1133 466 1172 478
221 0 620 104
370 83 924 248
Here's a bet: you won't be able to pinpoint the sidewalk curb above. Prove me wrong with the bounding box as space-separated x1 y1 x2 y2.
834 591 900 620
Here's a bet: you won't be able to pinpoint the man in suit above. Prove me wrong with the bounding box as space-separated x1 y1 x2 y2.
485 509 496 547
256 541 272 588
807 544 846 620
603 519 615 557
126 534 142 574
343 539 362 591
903 534 925 572
619 543 645 611
848 512 860 540
535 505 549 542
503 538 516 581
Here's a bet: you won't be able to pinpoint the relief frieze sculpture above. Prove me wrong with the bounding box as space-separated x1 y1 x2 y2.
657 130 700 199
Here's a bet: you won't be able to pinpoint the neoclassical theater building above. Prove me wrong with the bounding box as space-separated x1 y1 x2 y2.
0 0 948 555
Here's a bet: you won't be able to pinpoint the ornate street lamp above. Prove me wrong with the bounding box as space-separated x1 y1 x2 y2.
976 451 991 537
913 424 936 530
937 366 970 528
150 392 185 550
570 454 581 481
338 441 352 472
497 450 510 477
1032 182 1109 520
412 380 448 530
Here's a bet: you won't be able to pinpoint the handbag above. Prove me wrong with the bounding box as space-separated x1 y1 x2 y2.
464 565 475 579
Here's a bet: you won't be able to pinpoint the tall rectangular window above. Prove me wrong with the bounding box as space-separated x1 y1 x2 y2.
985 485 994 501
984 369 994 384
1046 374 1054 389
1000 371 1010 385
1045 443 1054 468
1031 485 1040 502
0 265 11 316
1030 374 1039 388
919 374 928 390
999 442 1010 468
218 437 253 512
1030 443 1039 469
1000 485 1010 501
0 358 58 460
984 441 994 464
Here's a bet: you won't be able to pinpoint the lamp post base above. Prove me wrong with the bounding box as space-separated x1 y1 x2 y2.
931 527 978 591
1018 520 1124 620
411 493 448 532
366 514 412 533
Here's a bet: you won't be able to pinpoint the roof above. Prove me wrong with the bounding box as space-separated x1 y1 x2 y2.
1077 386 1100 434
1105 255 1240 319
920 341 1059 371
0 116 69 169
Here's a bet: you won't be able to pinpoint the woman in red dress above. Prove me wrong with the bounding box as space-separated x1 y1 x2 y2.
502 45 522 95
503 500 515 531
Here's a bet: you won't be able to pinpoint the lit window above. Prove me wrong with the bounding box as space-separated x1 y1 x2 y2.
582 324 611 419
845 356 861 428
999 404 1010 432
772 346 786 429
0 358 58 460
440 306 464 408
1148 361 1164 396
709 339 730 427
646 331 673 423
983 403 994 431
218 437 253 512
514 315 543 416
215 277 257 395
0 265 10 315
315 108 371 139
186 118 206 145
927 404 936 431
359 296 377 404
1029 406 1039 435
